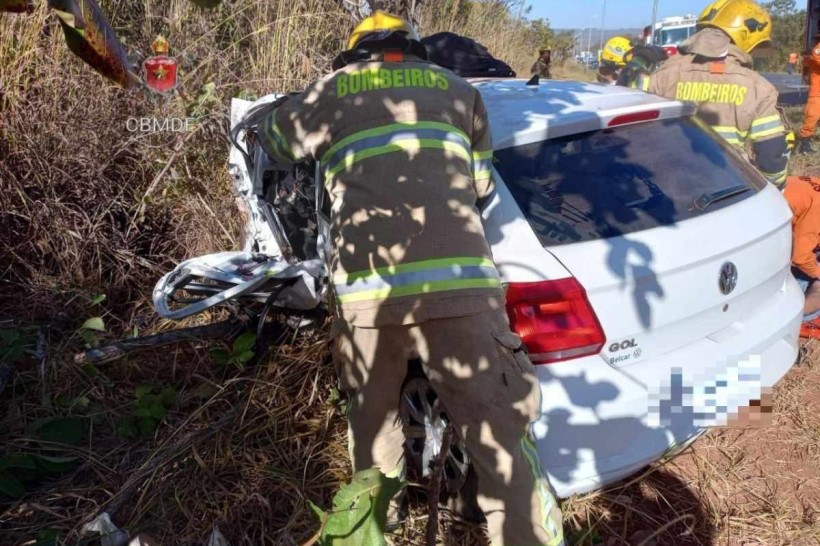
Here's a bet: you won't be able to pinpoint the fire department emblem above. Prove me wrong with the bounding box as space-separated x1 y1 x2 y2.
143 35 179 94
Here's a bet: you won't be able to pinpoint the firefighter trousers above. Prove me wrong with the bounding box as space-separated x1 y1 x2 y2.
800 96 820 138
331 309 565 546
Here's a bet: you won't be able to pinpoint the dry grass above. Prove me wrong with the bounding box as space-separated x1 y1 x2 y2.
552 63 596 83
422 1 534 77
3 1 820 545
1 2 356 544
784 106 820 179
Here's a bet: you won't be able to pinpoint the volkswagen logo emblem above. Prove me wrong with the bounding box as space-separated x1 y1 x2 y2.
719 262 738 295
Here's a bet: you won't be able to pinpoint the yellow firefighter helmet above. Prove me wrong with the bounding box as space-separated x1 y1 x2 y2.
347 10 419 50
697 0 772 53
601 36 633 67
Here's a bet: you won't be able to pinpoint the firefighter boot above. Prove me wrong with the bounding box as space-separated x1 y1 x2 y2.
799 137 816 155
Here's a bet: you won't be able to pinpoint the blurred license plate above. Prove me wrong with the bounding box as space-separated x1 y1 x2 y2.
648 355 768 428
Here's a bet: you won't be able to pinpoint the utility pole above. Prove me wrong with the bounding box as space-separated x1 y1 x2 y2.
650 0 659 45
587 25 593 57
599 0 608 53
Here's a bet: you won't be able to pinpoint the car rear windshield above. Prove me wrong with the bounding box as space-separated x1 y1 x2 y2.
493 117 766 247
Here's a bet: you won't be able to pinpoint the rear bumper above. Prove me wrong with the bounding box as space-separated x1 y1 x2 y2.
532 274 803 499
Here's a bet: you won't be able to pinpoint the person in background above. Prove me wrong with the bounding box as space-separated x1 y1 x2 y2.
783 176 820 338
798 36 820 155
531 49 552 79
788 51 799 75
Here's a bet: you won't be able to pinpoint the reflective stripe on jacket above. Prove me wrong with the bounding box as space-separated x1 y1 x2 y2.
259 58 503 326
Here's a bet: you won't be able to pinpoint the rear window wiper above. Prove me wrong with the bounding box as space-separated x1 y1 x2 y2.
693 185 751 211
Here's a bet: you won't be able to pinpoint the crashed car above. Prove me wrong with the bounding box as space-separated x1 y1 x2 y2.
199 78 802 499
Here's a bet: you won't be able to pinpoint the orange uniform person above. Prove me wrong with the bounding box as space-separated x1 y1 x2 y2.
798 39 820 154
783 176 820 336
788 51 798 75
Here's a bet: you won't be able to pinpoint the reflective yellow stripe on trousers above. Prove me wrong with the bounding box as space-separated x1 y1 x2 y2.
333 257 501 304
521 435 565 545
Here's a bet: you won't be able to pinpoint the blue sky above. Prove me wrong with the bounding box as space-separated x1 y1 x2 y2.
528 0 706 29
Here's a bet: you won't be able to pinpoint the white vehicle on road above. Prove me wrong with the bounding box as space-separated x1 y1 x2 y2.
222 78 802 498
645 15 698 57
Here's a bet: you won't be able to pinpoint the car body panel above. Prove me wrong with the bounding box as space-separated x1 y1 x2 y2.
473 79 695 149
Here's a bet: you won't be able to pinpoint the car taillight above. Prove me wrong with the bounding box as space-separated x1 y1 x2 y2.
505 278 606 365
607 110 660 127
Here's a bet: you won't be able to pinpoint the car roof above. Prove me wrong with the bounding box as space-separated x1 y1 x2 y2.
472 78 694 150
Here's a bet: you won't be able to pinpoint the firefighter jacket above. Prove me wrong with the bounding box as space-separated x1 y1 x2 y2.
649 29 788 186
259 55 503 327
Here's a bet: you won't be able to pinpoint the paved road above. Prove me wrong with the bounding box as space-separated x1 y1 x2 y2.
763 73 809 107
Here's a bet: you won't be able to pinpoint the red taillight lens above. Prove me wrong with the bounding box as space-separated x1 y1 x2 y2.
505 278 606 365
608 110 661 127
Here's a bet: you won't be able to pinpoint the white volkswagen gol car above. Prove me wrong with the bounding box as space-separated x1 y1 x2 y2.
227 78 803 499
475 79 802 497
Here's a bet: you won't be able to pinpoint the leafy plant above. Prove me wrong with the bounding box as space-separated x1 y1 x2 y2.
0 327 37 364
30 417 86 445
188 81 219 119
209 332 257 369
80 363 115 388
0 415 86 498
0 453 79 498
79 317 106 348
33 529 60 546
118 385 177 439
308 469 403 546
568 526 603 545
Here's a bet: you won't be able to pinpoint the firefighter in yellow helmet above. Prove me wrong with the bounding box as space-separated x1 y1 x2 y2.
597 35 633 84
648 0 789 186
259 11 564 546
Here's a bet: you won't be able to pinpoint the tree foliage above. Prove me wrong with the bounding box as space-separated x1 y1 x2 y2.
757 0 807 71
